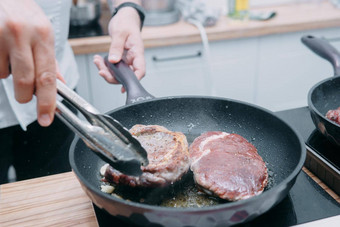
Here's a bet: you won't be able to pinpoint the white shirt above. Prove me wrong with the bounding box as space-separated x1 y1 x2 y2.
0 0 79 130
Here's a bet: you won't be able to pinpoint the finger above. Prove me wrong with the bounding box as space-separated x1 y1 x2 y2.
93 55 118 84
0 54 10 78
94 55 125 93
55 59 66 83
108 30 127 63
0 21 10 78
132 54 146 80
93 55 107 71
123 34 145 81
56 71 66 84
124 50 145 81
9 45 35 103
32 30 56 127
99 69 117 84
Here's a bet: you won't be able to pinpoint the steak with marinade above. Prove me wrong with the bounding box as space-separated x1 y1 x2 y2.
189 131 268 201
326 107 340 125
104 125 190 188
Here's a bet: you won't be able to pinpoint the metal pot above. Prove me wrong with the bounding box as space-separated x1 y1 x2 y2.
142 0 180 26
142 0 176 13
70 0 101 26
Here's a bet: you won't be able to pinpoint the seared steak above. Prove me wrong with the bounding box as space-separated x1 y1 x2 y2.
326 107 340 125
189 131 268 201
104 125 190 187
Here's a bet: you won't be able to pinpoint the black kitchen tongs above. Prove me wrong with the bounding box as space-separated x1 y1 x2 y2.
55 79 148 176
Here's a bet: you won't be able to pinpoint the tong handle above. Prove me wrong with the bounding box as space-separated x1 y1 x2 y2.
57 80 100 116
55 100 91 142
56 80 131 146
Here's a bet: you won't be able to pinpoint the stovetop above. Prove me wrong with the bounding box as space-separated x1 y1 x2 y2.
93 107 340 226
276 107 340 170
68 22 105 39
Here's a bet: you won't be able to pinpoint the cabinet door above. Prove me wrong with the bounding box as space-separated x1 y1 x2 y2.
209 38 258 103
74 55 92 103
142 43 210 97
255 28 339 111
85 53 127 113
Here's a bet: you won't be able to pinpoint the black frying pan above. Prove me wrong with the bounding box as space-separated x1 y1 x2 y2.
301 35 340 146
69 60 305 226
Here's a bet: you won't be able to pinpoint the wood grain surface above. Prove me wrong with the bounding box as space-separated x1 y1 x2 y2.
303 167 340 204
0 167 338 226
69 1 340 54
0 172 98 227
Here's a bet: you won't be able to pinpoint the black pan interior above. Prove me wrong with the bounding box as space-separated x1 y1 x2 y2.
309 76 340 120
70 96 304 208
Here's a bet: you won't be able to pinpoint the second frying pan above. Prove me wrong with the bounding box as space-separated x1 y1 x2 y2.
301 35 340 146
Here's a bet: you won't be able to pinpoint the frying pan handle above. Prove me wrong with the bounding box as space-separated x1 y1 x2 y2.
104 56 155 105
301 35 340 76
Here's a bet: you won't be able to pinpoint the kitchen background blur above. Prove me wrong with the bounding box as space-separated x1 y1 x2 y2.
69 0 340 114
3 1 340 225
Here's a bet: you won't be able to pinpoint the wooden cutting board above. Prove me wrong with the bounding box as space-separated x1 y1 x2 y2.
0 168 339 226
0 172 98 227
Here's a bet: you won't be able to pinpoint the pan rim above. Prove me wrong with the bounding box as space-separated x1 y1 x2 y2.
307 75 340 129
69 95 306 212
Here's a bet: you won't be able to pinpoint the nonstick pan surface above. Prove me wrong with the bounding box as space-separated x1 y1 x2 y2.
69 62 305 227
302 35 340 146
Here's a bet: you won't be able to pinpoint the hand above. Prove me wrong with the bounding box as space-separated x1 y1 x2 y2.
94 6 145 93
0 0 57 127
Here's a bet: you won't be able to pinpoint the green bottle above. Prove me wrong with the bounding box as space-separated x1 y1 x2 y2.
228 0 249 20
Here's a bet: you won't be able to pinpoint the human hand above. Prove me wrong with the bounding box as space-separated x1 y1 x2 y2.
0 0 57 126
93 6 145 93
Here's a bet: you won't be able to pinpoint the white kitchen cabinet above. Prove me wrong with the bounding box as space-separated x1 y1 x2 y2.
255 27 340 111
74 55 92 103
86 53 127 113
74 27 340 113
209 38 258 103
142 43 209 97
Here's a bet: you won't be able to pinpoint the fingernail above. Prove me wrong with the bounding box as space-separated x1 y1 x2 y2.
39 114 52 127
109 54 119 62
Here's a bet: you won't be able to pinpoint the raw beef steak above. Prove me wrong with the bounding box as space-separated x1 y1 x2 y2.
189 131 268 201
326 107 340 125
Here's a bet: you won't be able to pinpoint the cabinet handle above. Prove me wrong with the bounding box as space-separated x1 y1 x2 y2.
152 51 202 62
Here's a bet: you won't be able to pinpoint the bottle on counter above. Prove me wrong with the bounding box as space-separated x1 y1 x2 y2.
228 0 249 20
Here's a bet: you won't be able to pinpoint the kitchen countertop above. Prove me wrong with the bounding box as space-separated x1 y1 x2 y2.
69 1 340 55
0 168 339 227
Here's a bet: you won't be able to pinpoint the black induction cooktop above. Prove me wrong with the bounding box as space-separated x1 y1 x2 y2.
277 106 340 198
93 107 340 227
276 107 340 167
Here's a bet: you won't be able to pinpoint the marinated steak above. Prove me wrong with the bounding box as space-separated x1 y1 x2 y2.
104 125 190 187
189 131 268 201
326 107 340 125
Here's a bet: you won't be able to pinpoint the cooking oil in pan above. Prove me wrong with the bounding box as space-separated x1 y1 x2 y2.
100 169 274 208
160 180 223 208
101 171 226 207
